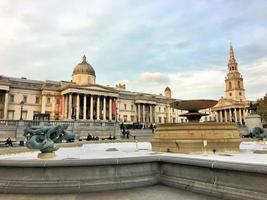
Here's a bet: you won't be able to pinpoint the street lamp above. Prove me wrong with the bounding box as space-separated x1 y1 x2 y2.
20 100 24 120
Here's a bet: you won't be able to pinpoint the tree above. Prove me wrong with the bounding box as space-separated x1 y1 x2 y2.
256 93 267 123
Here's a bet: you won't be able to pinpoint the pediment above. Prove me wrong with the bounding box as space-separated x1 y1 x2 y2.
213 98 246 108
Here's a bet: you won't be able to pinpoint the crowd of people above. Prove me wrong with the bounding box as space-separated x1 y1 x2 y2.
86 133 116 141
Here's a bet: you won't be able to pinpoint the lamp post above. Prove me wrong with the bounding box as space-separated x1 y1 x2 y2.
20 100 24 120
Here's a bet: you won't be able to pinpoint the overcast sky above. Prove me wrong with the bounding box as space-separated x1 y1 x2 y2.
0 0 266 100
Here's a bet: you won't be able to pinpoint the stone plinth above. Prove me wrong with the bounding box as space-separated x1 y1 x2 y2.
37 152 56 159
151 123 241 154
244 114 263 132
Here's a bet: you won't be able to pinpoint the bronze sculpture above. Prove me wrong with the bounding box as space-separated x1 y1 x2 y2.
23 124 75 153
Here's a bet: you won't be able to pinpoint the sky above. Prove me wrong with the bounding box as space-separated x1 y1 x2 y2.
0 0 266 100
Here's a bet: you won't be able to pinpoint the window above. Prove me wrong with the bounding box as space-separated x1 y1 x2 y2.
159 107 161 112
7 110 14 120
164 117 167 123
123 115 127 122
229 93 232 96
124 104 127 110
130 115 134 122
9 95 14 103
159 117 162 123
239 92 242 96
131 105 134 111
23 95 27 103
35 96 40 104
229 82 232 90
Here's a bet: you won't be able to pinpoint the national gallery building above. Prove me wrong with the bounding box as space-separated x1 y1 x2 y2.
0 55 192 125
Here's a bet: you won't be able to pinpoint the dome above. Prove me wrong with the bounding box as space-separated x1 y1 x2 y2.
72 55 96 77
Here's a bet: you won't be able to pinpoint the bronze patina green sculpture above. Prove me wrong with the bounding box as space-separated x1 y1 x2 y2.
23 124 75 154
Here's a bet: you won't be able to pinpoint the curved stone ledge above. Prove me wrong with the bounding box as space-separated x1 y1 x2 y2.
0 155 266 199
160 156 267 174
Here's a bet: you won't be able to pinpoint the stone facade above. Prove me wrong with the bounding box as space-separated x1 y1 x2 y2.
212 43 249 123
0 56 213 125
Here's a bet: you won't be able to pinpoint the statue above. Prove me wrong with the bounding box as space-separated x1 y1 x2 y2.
23 124 75 153
248 101 258 114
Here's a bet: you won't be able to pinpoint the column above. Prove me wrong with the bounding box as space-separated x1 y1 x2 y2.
229 109 232 122
103 96 106 121
219 110 223 122
215 111 219 122
90 95 93 120
138 104 141 122
224 109 228 122
4 92 8 119
167 106 171 123
142 104 145 123
76 94 80 120
51 96 56 119
109 97 112 120
41 95 46 114
239 108 242 123
149 105 153 123
96 96 100 120
64 95 68 119
234 108 237 122
83 95 87 120
68 93 72 119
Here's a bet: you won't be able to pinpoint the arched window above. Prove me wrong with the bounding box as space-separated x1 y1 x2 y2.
238 80 241 89
229 81 232 90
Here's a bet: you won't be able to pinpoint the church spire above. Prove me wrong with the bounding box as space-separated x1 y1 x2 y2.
228 42 238 72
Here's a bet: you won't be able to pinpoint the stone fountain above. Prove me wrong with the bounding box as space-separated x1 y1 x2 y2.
151 100 242 153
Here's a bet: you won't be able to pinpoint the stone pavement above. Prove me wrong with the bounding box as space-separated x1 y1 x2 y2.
0 185 222 200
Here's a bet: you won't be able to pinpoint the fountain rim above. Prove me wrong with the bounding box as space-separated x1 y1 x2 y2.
170 99 218 111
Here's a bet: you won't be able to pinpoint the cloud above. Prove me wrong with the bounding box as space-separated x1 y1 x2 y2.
0 0 266 101
140 72 169 84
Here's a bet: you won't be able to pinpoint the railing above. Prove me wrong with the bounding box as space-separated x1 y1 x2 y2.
0 120 19 126
0 120 118 127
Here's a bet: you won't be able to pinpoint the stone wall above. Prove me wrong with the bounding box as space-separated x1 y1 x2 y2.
0 120 120 141
0 155 266 200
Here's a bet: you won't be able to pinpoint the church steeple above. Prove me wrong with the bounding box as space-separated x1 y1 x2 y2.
228 42 238 72
224 42 246 102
